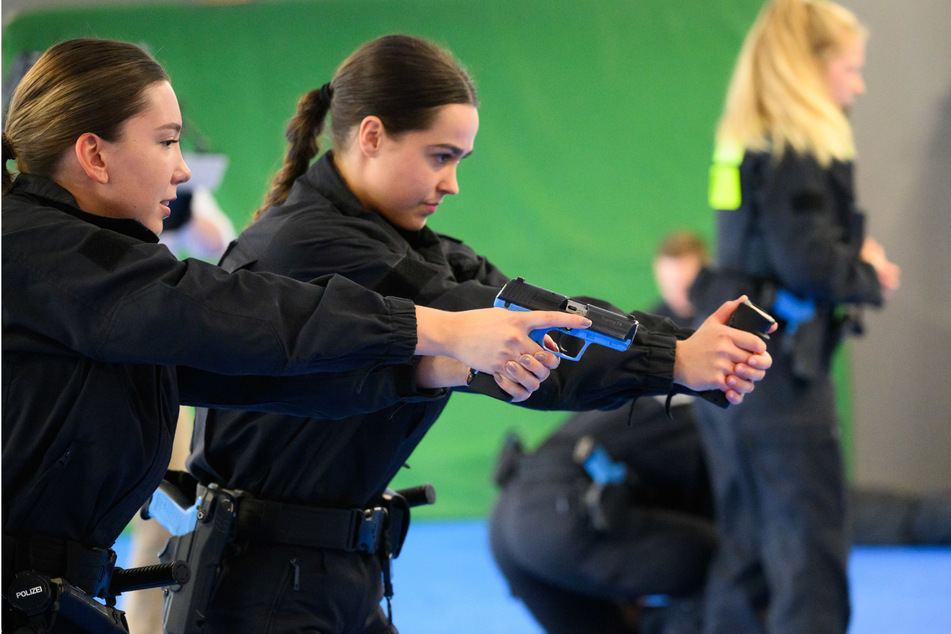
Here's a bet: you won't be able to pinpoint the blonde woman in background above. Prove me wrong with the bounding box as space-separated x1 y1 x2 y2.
691 1 900 632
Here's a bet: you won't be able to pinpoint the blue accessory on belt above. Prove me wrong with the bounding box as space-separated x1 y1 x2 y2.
772 288 816 335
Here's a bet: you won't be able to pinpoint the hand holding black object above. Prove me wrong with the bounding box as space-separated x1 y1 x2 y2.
697 298 776 408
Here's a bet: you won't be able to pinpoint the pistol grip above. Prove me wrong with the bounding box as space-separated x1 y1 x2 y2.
466 369 514 402
700 389 731 409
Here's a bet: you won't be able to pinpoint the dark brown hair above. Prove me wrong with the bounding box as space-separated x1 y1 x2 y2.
3 38 169 193
254 34 478 220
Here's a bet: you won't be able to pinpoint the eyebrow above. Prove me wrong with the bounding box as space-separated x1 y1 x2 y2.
430 143 473 159
156 123 183 134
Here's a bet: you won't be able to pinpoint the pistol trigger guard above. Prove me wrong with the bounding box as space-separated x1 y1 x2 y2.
528 328 550 350
532 328 590 361
530 328 567 359
551 337 587 361
564 340 589 361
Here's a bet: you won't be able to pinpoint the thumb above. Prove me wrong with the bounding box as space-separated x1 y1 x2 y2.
712 295 748 325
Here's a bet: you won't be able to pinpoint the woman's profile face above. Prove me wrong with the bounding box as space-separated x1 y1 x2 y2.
361 103 479 231
96 80 191 234
823 36 866 109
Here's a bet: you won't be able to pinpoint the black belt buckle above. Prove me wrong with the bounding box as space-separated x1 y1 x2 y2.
353 508 385 553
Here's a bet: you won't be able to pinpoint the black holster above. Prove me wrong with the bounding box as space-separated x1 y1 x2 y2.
158 482 240 634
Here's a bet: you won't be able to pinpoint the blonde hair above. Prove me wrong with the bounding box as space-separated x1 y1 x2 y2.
715 0 867 166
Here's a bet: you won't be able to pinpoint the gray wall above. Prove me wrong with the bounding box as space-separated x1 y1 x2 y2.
847 0 951 492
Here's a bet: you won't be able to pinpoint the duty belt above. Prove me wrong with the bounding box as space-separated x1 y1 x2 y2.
154 479 431 633
235 497 388 554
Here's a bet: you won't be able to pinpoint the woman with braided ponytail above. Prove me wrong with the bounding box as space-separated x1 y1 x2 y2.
690 1 900 632
188 33 774 633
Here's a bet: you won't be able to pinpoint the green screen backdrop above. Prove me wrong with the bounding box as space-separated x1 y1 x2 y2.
3 0 853 519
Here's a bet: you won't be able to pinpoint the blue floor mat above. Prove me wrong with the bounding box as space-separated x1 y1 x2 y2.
847 545 951 634
115 519 951 633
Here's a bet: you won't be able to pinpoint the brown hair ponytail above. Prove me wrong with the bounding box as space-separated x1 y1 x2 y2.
253 34 477 222
252 85 332 220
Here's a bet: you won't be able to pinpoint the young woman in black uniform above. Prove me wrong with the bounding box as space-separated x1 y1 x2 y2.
690 1 901 632
187 35 773 634
1 38 585 633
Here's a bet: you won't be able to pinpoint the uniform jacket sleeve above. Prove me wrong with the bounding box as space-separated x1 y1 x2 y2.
177 360 444 418
228 158 691 412
515 306 681 412
2 191 418 378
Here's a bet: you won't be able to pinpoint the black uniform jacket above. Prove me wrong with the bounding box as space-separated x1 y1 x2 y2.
697 149 883 379
2 174 435 548
190 153 686 509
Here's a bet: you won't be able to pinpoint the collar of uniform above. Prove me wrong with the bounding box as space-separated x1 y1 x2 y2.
307 152 441 250
7 173 160 244
308 150 363 216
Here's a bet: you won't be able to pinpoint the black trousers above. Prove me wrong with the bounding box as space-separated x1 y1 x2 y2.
692 333 850 634
200 540 396 634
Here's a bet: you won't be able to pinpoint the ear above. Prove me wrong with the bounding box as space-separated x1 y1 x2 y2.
73 133 110 184
356 116 385 157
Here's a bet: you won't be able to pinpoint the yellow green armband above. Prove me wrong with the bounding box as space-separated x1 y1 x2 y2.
708 142 744 210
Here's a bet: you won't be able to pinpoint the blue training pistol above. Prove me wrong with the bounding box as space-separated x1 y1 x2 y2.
493 277 639 361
